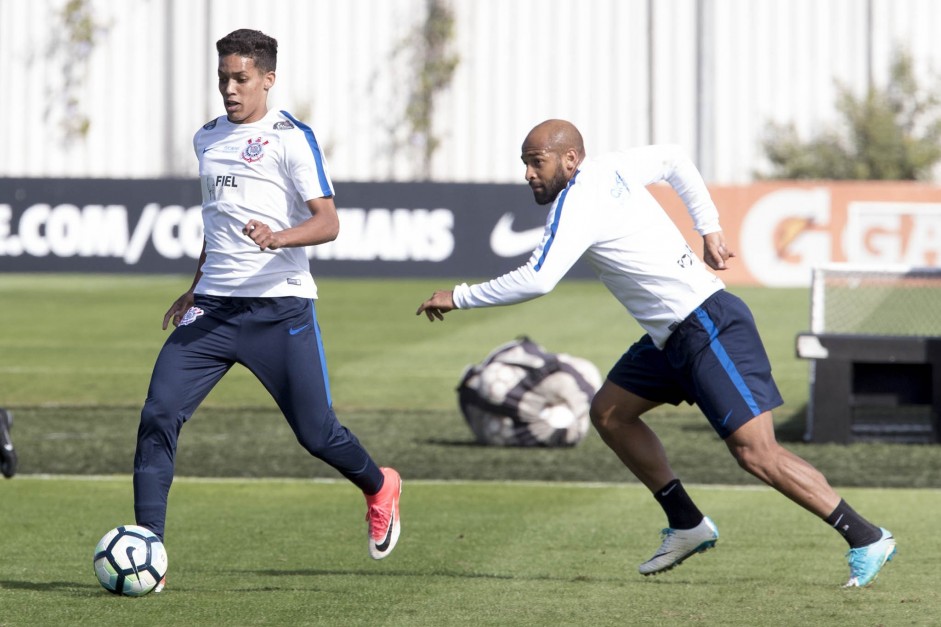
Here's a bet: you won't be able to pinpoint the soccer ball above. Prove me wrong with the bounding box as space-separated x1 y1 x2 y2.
93 525 168 596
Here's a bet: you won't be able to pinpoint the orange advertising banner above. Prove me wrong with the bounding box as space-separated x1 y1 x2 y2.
650 182 941 286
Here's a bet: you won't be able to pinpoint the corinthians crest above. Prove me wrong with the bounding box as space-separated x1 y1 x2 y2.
241 137 269 163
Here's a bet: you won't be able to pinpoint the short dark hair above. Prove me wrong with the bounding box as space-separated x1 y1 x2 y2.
216 29 278 73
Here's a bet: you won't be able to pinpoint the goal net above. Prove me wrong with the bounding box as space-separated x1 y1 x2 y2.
810 264 941 336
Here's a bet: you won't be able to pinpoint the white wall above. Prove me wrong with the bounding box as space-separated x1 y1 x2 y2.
2 0 941 183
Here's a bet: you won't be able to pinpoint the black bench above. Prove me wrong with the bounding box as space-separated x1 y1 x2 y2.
795 333 941 443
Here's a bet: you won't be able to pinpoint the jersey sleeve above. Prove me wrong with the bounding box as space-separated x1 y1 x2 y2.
453 181 597 309
192 128 203 158
280 113 335 201
617 145 720 236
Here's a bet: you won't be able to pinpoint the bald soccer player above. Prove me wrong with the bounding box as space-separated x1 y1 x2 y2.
416 119 895 588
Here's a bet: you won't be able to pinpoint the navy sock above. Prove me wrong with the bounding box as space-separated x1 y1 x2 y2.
825 499 882 548
653 479 704 530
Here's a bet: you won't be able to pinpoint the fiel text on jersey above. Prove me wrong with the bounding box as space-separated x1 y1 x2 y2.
215 175 238 188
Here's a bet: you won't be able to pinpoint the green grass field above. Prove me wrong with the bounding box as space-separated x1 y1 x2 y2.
1 274 940 626
2 478 937 626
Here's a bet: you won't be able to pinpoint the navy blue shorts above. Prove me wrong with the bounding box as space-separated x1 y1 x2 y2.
606 290 783 439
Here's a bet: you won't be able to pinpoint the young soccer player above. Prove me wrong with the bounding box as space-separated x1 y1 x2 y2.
133 30 402 591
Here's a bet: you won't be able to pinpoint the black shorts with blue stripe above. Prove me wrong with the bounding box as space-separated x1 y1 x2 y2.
607 290 783 439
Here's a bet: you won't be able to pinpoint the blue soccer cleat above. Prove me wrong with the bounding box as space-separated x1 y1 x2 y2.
843 528 896 587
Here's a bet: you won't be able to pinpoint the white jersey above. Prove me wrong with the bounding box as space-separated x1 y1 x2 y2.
192 109 335 298
452 145 725 348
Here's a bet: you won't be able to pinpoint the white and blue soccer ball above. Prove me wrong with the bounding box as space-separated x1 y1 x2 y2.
93 525 168 596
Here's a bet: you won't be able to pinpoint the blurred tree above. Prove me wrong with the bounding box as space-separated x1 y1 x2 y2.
43 0 111 143
387 0 460 180
759 51 941 180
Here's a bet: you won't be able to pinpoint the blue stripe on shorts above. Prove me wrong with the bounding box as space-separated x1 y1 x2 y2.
693 307 762 416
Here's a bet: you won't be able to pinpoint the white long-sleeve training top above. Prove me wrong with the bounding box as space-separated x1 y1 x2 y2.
452 145 725 348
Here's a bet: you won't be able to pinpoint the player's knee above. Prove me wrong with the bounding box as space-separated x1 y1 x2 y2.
728 440 780 478
588 400 610 431
730 446 760 474
589 399 638 434
296 437 330 459
292 416 350 460
139 399 185 434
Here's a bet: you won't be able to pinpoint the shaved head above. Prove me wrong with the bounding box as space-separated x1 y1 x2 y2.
520 119 586 204
521 119 586 160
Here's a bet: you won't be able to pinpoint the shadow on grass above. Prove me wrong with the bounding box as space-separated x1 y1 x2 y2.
244 567 654 585
423 438 584 449
423 438 483 448
776 404 809 442
679 422 715 434
16 404 939 487
0 580 101 593
239 567 724 587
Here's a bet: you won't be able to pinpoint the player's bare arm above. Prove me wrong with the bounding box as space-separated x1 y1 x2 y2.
702 231 735 271
244 196 340 251
162 292 195 330
416 289 456 321
163 241 206 330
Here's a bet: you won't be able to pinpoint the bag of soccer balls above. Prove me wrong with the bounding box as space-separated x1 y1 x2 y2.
456 337 601 447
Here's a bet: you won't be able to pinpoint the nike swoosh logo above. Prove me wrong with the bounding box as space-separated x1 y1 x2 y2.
660 483 678 497
490 213 544 257
126 547 141 578
374 499 397 552
289 323 311 335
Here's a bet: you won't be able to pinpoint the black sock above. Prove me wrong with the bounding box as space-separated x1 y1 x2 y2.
825 499 882 548
653 479 704 530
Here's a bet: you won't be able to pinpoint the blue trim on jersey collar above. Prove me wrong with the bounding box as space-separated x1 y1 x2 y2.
534 170 580 272
280 110 332 197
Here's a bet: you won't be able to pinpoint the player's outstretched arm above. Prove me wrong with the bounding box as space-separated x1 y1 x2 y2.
702 231 735 271
416 289 456 322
